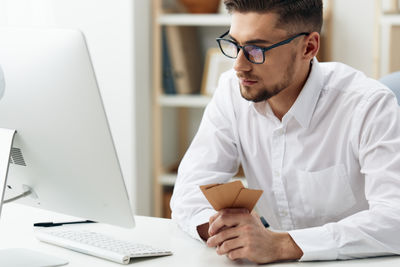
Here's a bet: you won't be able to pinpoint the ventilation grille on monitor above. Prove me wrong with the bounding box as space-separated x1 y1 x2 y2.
10 147 26 166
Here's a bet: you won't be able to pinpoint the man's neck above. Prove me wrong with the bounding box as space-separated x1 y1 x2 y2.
267 63 312 121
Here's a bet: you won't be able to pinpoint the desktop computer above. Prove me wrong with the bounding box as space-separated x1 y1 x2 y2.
0 28 161 266
0 27 135 228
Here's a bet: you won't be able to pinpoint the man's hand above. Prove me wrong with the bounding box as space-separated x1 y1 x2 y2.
206 208 303 263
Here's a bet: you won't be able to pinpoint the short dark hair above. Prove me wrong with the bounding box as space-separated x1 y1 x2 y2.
223 0 323 34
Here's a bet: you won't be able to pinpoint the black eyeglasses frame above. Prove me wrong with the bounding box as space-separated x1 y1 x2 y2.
216 30 310 64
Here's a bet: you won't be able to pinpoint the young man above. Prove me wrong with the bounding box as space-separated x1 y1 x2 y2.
170 0 400 263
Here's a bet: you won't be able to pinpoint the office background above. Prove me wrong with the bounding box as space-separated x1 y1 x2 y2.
0 0 398 217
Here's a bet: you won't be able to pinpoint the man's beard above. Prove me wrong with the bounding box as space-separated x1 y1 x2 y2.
239 52 297 103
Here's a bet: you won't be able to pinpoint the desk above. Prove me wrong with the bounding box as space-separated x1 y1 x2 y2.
1 203 400 267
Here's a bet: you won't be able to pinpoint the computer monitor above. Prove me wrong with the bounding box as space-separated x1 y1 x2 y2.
0 28 135 228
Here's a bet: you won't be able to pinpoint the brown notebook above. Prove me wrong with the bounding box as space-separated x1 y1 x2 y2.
199 180 263 212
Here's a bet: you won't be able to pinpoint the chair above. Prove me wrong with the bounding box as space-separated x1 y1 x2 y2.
380 71 400 104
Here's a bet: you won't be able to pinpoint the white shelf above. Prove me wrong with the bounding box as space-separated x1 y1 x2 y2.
160 173 178 186
160 173 247 187
381 14 400 25
158 14 231 26
159 94 211 108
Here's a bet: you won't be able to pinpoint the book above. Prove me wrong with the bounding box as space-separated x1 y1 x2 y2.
201 48 234 96
162 28 177 94
165 26 202 94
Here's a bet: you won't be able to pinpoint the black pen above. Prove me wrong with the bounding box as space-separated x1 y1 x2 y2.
260 216 270 228
34 220 96 227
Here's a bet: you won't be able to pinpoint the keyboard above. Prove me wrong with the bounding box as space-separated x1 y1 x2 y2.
35 228 172 264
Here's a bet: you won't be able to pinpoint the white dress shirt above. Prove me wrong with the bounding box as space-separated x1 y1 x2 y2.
170 59 400 261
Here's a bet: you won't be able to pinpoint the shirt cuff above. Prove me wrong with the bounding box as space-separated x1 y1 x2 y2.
189 209 217 243
289 226 338 261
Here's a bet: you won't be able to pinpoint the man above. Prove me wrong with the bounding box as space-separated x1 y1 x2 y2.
170 0 400 264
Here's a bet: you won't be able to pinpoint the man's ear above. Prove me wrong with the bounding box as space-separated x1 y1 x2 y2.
303 32 320 60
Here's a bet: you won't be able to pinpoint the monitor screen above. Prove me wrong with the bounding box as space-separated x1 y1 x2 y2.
0 28 135 228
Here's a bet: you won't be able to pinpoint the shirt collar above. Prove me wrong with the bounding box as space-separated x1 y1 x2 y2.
251 58 323 128
286 58 323 128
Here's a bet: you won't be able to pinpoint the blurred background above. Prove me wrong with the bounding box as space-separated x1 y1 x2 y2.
0 0 399 218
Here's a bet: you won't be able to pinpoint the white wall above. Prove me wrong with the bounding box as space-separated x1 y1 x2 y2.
0 0 152 215
330 0 376 78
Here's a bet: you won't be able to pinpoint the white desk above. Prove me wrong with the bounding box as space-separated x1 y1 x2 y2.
1 203 400 267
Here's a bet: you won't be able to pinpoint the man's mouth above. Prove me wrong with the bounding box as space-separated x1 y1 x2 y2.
239 78 258 86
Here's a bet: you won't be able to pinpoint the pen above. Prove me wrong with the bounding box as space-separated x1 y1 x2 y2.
34 220 96 227
260 216 270 228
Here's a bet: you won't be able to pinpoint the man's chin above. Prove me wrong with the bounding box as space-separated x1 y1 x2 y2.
240 86 271 103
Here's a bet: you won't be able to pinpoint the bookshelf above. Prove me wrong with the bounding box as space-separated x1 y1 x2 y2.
158 14 231 26
372 0 400 78
158 94 211 107
152 0 230 217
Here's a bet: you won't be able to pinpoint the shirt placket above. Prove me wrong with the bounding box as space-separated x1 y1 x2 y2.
271 125 293 230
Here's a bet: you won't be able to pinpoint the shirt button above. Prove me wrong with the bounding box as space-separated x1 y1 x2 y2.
274 170 280 177
276 128 284 135
280 211 288 217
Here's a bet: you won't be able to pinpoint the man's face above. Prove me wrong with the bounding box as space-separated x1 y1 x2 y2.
229 12 304 102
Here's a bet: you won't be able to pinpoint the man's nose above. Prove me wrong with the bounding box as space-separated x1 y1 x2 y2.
233 49 252 72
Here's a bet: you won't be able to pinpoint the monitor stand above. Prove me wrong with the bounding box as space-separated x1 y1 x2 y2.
0 128 68 267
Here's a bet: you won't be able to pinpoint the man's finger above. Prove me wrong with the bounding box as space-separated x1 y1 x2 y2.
216 236 243 255
208 209 249 236
227 247 246 261
210 208 249 225
207 226 239 247
209 212 219 225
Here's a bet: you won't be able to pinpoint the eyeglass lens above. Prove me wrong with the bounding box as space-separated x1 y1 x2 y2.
219 40 237 58
245 46 264 63
219 39 264 63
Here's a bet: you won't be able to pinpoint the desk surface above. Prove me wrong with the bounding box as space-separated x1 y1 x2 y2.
1 203 399 267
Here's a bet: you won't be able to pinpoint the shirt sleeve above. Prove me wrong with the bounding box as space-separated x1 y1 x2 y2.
289 88 400 261
170 71 241 241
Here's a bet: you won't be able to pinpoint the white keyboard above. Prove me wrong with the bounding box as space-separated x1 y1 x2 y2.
35 228 172 264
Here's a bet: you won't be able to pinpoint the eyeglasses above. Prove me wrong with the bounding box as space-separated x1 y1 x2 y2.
216 31 309 64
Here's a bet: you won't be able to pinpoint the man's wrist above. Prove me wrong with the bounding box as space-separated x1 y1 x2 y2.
277 232 304 261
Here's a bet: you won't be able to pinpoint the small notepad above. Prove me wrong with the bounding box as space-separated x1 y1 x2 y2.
199 180 263 211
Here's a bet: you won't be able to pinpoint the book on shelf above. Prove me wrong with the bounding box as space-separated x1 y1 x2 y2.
162 28 177 94
201 47 233 96
164 25 203 94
